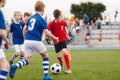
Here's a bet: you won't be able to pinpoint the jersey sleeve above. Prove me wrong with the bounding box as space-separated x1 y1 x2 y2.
26 18 30 27
48 22 52 30
0 16 3 29
0 12 6 29
64 20 67 27
40 19 47 29
10 23 14 33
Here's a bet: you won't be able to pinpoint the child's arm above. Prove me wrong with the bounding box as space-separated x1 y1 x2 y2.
44 29 59 44
23 25 28 38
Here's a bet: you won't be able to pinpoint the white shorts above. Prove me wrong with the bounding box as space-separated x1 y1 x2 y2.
0 49 5 59
24 40 47 57
14 44 24 52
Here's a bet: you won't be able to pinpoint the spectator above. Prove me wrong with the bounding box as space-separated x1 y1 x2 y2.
91 17 97 29
83 13 89 26
84 26 91 44
96 17 102 29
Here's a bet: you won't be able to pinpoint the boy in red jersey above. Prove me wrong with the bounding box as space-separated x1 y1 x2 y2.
48 9 72 74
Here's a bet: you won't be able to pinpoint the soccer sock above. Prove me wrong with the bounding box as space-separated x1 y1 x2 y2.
57 57 63 64
10 54 17 61
16 59 28 68
19 54 24 60
0 69 8 80
43 57 49 76
64 54 71 69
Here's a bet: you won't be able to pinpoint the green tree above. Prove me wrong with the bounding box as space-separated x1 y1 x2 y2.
70 1 106 20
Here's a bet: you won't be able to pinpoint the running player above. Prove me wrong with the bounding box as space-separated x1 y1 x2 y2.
0 0 10 80
48 9 72 74
9 11 25 65
9 1 58 80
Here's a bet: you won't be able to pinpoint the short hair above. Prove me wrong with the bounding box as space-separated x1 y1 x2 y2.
24 12 30 17
53 9 61 19
35 0 45 12
13 11 21 17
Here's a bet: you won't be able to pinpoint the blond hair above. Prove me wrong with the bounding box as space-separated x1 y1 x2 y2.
13 11 21 17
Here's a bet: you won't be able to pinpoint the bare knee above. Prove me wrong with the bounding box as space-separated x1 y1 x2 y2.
1 61 9 71
41 51 48 58
62 48 68 55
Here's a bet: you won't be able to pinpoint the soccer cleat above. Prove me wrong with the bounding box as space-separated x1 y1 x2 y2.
9 60 13 65
43 75 53 80
64 69 72 74
9 64 17 79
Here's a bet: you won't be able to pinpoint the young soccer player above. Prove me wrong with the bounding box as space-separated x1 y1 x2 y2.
9 11 25 65
9 1 58 80
0 0 10 80
22 12 30 25
48 9 72 74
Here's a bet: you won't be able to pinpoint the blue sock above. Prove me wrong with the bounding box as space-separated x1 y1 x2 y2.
16 59 28 68
10 53 17 61
0 70 8 80
19 54 24 60
43 57 49 76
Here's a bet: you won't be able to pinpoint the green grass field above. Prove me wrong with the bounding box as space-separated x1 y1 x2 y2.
5 50 120 80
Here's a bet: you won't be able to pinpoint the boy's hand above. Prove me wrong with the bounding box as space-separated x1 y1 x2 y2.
54 37 59 44
4 42 9 49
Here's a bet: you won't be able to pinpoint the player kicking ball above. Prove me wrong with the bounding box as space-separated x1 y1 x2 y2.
9 0 58 80
48 9 72 74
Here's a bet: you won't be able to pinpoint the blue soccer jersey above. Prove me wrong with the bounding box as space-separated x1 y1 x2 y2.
25 13 47 41
10 22 24 44
0 10 6 46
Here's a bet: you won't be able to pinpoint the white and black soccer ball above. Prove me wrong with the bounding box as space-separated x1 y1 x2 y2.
50 63 61 74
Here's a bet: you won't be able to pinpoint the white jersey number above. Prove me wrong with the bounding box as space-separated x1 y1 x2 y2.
28 18 36 31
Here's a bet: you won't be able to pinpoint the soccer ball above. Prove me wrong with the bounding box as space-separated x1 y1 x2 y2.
50 63 61 74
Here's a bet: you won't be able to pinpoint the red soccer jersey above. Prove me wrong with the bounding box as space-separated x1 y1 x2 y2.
48 19 67 44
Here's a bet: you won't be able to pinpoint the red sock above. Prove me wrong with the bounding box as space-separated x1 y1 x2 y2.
64 54 71 69
57 57 63 64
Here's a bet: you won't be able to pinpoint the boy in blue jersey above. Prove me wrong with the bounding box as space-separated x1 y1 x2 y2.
0 0 10 80
9 1 59 80
9 11 25 65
